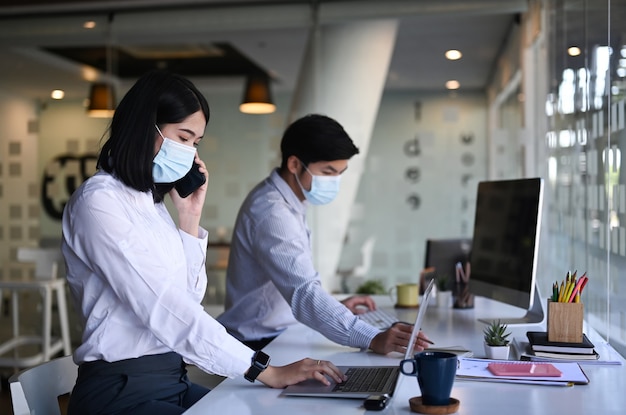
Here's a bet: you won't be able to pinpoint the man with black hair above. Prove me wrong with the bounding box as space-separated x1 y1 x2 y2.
218 114 431 354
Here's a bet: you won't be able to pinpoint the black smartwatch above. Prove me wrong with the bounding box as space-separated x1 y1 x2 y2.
244 350 271 382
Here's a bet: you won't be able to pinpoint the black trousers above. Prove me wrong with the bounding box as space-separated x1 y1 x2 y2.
67 352 210 415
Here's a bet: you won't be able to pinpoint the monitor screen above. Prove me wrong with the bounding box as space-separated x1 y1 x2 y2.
423 238 472 292
468 177 545 324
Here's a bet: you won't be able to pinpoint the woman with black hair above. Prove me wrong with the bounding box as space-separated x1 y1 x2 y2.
62 70 344 415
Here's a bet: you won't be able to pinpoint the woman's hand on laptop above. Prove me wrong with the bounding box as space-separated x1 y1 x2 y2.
369 323 432 355
257 358 346 389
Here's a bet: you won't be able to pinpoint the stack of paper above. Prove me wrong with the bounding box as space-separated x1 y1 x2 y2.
456 358 589 386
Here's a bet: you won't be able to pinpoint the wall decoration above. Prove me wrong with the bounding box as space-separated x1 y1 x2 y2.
403 135 421 210
461 174 473 186
405 167 420 183
41 153 97 220
461 133 474 145
406 194 421 210
9 141 21 155
403 136 421 157
9 162 21 176
461 152 475 166
9 205 22 219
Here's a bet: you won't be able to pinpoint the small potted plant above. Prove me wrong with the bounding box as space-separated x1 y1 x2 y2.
355 279 387 295
436 275 451 307
483 320 511 359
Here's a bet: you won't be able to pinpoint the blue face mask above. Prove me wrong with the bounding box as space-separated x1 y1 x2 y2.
152 125 197 183
295 163 342 205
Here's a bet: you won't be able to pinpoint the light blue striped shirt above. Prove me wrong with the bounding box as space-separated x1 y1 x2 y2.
217 169 379 349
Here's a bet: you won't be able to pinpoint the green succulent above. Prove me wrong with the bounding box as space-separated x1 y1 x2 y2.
355 279 387 295
436 274 449 291
483 320 511 346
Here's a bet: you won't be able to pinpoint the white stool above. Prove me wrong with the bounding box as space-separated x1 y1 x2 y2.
0 248 72 369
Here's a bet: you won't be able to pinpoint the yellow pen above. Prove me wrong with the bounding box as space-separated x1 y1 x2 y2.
558 281 565 302
561 271 571 302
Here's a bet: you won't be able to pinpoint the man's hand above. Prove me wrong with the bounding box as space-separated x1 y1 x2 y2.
369 323 432 355
341 295 377 314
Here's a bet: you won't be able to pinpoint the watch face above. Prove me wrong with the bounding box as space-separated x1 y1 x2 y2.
255 351 270 366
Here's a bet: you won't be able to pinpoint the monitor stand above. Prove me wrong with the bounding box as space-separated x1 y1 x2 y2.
478 286 545 325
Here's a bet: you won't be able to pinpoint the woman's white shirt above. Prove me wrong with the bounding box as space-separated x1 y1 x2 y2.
62 171 252 378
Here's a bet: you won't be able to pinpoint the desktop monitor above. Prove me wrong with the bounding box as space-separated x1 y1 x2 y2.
468 177 545 325
423 238 472 293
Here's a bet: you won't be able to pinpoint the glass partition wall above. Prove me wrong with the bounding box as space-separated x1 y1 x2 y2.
543 0 626 356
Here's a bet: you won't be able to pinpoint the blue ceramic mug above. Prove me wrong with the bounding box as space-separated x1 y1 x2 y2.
400 351 457 406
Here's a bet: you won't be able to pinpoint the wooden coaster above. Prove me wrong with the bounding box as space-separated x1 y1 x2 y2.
395 303 420 309
409 396 460 414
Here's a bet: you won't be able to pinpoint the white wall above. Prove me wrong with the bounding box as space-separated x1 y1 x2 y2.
0 91 40 280
340 90 488 292
38 100 110 242
0 86 489 295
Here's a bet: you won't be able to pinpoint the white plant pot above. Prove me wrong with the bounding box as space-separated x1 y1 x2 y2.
436 290 452 308
484 343 510 360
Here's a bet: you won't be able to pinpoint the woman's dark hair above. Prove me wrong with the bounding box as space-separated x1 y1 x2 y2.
279 114 359 169
97 70 210 201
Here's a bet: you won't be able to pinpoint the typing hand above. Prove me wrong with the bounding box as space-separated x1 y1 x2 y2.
257 358 346 389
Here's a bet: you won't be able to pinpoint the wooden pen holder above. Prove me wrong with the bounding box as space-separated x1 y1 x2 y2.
547 300 583 343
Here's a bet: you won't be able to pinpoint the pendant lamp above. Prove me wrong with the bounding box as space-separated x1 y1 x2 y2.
239 74 276 114
87 13 116 118
87 82 116 118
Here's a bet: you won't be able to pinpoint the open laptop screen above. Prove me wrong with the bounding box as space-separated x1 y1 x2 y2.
404 278 434 360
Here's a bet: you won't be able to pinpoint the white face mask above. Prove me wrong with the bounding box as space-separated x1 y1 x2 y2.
152 125 197 183
295 163 342 205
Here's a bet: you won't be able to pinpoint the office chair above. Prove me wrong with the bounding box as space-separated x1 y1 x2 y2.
9 354 77 415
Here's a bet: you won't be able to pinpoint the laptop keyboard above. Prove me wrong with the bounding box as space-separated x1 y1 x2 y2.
358 309 399 329
333 367 398 393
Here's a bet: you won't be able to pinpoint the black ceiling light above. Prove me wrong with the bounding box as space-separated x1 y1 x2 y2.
239 74 276 114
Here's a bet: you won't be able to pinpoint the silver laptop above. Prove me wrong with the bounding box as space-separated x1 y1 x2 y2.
280 279 435 399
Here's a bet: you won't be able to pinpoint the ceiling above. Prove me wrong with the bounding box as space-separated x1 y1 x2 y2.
0 0 529 102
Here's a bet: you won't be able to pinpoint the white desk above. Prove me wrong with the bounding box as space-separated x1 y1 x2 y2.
187 296 626 414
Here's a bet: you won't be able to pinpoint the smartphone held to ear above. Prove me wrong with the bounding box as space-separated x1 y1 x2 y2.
175 163 206 198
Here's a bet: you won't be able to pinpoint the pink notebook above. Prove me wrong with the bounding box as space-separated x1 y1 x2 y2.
487 362 562 377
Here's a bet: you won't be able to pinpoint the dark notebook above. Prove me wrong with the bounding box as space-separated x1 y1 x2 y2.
532 349 600 360
526 331 595 354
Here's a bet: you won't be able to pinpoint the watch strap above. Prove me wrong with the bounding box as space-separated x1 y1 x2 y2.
244 363 264 382
244 350 270 382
